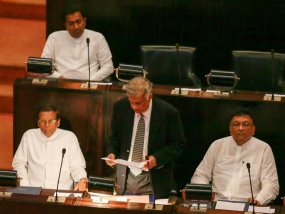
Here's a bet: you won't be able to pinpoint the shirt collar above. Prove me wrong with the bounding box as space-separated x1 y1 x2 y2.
135 99 152 119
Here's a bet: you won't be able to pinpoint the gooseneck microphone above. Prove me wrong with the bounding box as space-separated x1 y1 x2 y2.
271 49 275 101
175 43 182 95
86 38 91 89
246 163 255 214
55 148 66 202
145 155 156 209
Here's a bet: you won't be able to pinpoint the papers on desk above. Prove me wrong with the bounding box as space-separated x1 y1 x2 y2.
89 194 150 204
215 200 248 211
101 157 146 168
215 200 274 213
174 88 201 91
248 205 275 213
53 192 82 197
89 82 112 85
265 93 285 97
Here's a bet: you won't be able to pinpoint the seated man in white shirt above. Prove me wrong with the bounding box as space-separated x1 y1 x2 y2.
191 108 279 205
12 105 88 191
41 4 113 81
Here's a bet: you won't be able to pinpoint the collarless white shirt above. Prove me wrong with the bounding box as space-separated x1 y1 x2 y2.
191 136 279 205
12 128 87 190
41 29 113 81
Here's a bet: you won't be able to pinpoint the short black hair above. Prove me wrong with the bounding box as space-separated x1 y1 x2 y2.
62 3 87 23
36 105 60 120
228 108 254 124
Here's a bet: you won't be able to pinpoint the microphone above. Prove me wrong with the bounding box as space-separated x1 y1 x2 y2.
145 155 156 209
86 38 91 89
271 49 275 101
175 43 182 95
55 148 66 202
246 163 255 214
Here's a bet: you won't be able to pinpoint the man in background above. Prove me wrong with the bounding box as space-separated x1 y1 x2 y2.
41 4 113 81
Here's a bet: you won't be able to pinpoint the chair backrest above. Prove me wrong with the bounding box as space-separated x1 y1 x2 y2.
232 50 285 92
140 45 201 87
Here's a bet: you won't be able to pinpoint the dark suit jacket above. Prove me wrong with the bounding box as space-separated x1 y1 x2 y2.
107 96 185 199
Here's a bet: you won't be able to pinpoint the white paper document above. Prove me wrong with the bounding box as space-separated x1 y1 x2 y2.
101 157 146 168
174 88 201 91
215 200 246 211
265 93 285 97
248 205 275 213
53 192 82 197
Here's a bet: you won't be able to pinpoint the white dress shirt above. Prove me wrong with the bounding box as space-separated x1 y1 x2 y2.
41 29 113 81
128 100 152 162
191 136 279 205
12 128 87 190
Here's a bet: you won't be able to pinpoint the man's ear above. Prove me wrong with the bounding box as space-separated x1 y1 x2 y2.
57 119 61 127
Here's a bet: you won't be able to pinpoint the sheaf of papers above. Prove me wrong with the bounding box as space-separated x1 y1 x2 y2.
89 82 112 85
215 200 246 211
248 205 275 213
101 157 146 168
91 195 109 203
174 88 201 91
265 94 285 97
53 192 82 197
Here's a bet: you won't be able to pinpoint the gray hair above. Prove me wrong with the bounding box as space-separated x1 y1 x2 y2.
126 77 153 98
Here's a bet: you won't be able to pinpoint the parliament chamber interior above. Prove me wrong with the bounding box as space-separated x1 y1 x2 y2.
1 0 285 213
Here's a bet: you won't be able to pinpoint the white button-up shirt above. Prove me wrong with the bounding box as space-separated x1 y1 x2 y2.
12 128 87 190
191 136 279 205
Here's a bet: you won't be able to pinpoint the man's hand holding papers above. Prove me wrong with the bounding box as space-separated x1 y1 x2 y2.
102 157 146 169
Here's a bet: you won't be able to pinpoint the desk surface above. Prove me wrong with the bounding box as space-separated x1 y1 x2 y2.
1 188 285 214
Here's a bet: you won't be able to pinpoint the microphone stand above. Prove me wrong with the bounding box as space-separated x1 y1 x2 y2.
86 38 91 89
175 43 182 95
246 163 255 214
55 148 66 202
271 49 275 101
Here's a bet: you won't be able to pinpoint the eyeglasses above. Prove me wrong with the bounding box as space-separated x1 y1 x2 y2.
38 119 57 124
230 122 253 128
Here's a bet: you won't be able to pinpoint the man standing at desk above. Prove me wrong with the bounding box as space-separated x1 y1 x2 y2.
191 108 279 205
106 76 185 199
41 4 113 81
12 105 88 191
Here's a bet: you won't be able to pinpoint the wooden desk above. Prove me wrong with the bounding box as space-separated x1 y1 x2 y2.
1 189 284 214
0 189 173 213
13 79 285 204
175 205 285 214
